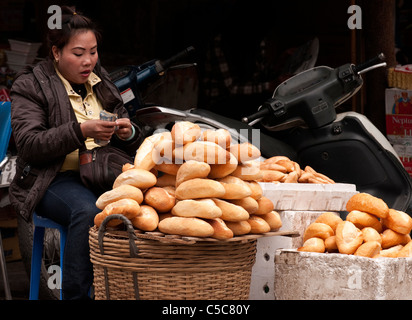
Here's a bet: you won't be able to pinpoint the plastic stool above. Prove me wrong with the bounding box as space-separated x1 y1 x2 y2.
0 101 12 300
29 211 67 300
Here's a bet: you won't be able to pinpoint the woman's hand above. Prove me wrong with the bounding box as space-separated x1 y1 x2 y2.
80 119 117 141
115 118 133 140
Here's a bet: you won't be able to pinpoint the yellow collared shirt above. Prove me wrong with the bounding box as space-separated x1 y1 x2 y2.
55 66 104 171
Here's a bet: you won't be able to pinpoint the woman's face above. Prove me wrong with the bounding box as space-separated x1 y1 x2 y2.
52 29 98 84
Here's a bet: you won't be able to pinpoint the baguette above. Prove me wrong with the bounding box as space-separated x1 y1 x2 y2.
246 181 263 200
113 168 157 189
212 198 250 222
217 175 252 200
260 169 287 183
158 216 214 237
175 160 210 187
204 217 234 239
303 222 334 242
225 220 252 236
171 121 201 145
155 173 176 187
346 210 383 233
335 221 364 254
382 209 412 235
228 196 259 214
276 159 296 172
304 165 334 184
208 153 238 179
228 142 261 163
230 161 263 181
346 192 389 219
259 162 287 172
396 240 412 257
130 205 159 231
247 215 271 233
134 132 172 170
374 244 403 258
94 198 141 227
284 171 299 183
144 187 175 212
260 210 282 231
153 131 174 159
354 241 381 258
96 184 143 210
154 163 180 176
254 196 275 215
263 156 290 165
122 163 134 172
175 178 226 200
361 227 382 245
174 141 231 164
314 212 343 233
324 236 338 253
171 199 222 219
381 228 410 249
297 237 325 253
162 185 176 197
201 128 232 149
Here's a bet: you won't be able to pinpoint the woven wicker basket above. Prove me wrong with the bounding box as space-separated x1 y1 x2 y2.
89 214 257 300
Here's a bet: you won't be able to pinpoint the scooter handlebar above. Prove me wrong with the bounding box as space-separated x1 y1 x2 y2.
242 106 270 124
159 46 195 71
352 53 386 74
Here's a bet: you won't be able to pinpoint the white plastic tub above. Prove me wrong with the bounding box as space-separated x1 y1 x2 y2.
259 182 358 211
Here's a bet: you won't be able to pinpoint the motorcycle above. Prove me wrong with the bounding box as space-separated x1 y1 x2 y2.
241 53 412 213
113 49 412 213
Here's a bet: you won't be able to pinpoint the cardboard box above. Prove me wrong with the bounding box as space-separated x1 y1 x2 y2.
0 88 10 102
0 156 16 188
385 88 412 176
1 227 21 262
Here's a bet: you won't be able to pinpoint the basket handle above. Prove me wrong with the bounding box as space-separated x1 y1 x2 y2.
97 214 139 258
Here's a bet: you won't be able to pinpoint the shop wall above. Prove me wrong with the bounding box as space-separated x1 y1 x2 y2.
0 0 399 131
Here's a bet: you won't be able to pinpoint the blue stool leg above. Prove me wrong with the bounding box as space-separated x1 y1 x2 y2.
59 228 66 300
29 226 45 300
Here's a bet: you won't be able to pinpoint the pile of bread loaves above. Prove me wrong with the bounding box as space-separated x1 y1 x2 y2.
298 192 412 258
93 121 283 239
257 156 335 184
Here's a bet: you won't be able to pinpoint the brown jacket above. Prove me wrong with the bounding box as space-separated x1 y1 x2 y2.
9 58 142 221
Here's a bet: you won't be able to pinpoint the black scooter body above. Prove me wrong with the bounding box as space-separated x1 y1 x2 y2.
275 112 412 212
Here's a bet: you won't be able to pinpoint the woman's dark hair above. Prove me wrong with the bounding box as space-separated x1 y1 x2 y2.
47 6 102 59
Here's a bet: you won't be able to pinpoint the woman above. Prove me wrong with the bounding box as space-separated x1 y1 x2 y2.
9 6 142 299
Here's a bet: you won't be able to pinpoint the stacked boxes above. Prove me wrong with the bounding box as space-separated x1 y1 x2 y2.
5 39 42 73
386 66 412 176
